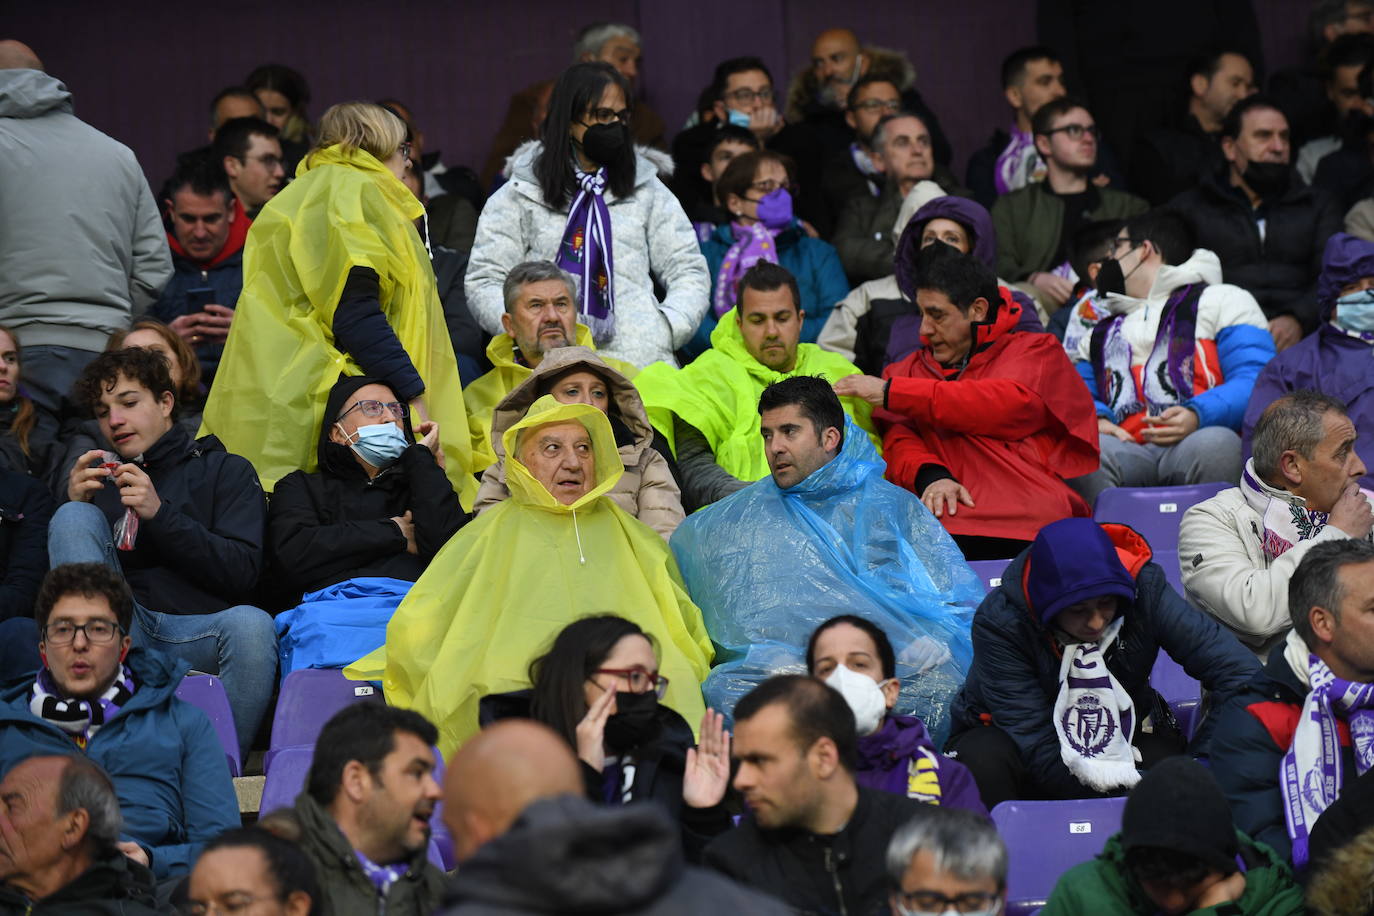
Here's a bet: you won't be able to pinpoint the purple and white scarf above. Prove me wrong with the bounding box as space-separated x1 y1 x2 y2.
994 125 1045 196
29 664 135 749
1089 284 1203 424
849 142 883 197
1240 459 1332 562
354 849 409 897
1052 617 1141 792
712 221 780 318
556 167 616 345
1281 655 1374 867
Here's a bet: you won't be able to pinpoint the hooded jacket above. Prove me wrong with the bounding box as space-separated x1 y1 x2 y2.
1307 823 1374 916
346 398 713 755
877 289 1100 541
0 69 171 353
856 714 987 813
201 144 478 505
0 648 240 880
993 181 1149 282
474 347 683 539
0 848 161 916
0 469 51 621
439 794 792 916
267 375 468 598
1072 248 1276 436
949 523 1259 799
84 423 265 614
1242 232 1374 489
465 141 711 369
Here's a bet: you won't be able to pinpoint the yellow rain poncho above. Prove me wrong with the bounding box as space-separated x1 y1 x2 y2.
463 324 640 471
347 396 713 755
635 308 880 482
201 144 478 506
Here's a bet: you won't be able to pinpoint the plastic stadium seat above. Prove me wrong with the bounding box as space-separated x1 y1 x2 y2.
175 674 240 777
1150 652 1201 739
991 797 1126 915
1093 483 1230 556
968 558 1012 591
266 669 383 773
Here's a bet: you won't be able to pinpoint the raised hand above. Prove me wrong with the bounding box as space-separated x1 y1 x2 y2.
683 709 732 809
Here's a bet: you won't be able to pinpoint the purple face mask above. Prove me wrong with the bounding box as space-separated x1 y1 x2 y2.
755 188 794 230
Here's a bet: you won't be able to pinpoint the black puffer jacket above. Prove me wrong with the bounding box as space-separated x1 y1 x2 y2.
267 375 467 599
0 468 51 620
0 848 160 915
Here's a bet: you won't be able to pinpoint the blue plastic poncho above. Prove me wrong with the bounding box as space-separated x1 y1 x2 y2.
275 577 412 681
670 419 983 743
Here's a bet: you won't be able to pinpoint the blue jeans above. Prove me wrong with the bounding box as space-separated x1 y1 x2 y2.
48 501 276 754
1068 426 1244 508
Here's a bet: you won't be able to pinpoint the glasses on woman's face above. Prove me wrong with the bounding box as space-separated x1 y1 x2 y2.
593 668 670 698
43 620 123 646
337 399 406 423
583 107 632 127
747 178 792 197
398 141 412 161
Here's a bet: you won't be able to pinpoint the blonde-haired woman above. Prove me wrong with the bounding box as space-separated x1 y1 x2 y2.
203 101 479 506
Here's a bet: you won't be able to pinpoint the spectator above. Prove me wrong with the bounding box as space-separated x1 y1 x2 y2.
52 348 274 755
1308 825 1374 916
463 260 639 468
0 755 160 914
1132 50 1258 205
475 346 683 539
0 42 171 426
186 828 322 916
684 124 759 234
1306 768 1374 893
346 396 712 754
1299 34 1374 183
1243 233 1374 489
885 806 1008 916
807 615 984 811
1182 392 1373 660
0 466 52 669
268 376 467 673
966 46 1067 208
282 704 445 915
439 719 790 914
671 376 980 736
694 150 849 357
836 245 1099 559
1169 95 1343 348
1068 210 1275 506
148 153 247 383
1055 218 1126 347
1040 757 1304 916
244 63 311 173
466 62 710 369
0 564 239 881
207 85 263 141
833 112 970 286
1270 0 1374 156
1210 538 1374 865
203 102 480 504
993 97 1148 313
0 326 57 479
703 675 931 914
479 616 731 860
946 518 1259 810
816 74 901 236
636 262 878 510
211 116 284 220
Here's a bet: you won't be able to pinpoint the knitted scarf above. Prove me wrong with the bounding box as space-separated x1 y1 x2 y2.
1239 458 1331 561
1052 617 1141 792
354 849 409 897
1089 284 1203 423
556 167 615 345
994 125 1045 195
712 221 779 318
29 664 135 749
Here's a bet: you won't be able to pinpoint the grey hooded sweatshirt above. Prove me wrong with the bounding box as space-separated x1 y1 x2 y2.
0 68 170 351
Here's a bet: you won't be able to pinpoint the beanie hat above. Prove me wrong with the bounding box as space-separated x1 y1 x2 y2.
1026 518 1137 625
1121 757 1239 875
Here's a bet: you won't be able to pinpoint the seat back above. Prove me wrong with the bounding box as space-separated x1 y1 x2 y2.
1094 483 1229 595
991 797 1126 916
267 669 383 772
175 674 240 777
1150 652 1202 739
968 558 1012 591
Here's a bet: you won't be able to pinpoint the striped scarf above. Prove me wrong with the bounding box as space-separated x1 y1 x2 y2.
556 167 616 346
29 664 135 749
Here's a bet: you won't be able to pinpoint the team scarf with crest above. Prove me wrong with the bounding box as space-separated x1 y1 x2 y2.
556 167 616 345
1052 617 1141 792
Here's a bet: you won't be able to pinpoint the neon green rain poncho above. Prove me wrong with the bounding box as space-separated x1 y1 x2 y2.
201 144 478 506
347 396 713 755
635 307 880 481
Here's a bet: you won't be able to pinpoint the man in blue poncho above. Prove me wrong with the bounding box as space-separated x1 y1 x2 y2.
670 376 982 743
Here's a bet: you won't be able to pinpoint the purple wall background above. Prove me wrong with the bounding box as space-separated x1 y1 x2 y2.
8 0 1306 189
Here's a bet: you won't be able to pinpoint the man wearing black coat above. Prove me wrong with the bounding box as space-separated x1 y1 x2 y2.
0 468 52 680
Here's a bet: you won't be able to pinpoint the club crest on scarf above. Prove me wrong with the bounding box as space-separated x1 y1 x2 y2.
1090 284 1203 424
556 169 616 345
1062 693 1117 757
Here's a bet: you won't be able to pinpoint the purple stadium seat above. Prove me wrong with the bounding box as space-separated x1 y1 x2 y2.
1093 483 1229 556
968 558 1012 591
175 674 240 777
1150 652 1201 739
991 797 1126 916
266 669 383 772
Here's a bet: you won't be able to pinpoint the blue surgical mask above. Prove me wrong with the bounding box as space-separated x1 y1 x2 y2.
1336 289 1374 332
343 422 409 469
726 108 751 129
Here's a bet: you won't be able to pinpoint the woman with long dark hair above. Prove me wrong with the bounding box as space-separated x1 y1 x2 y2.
0 325 56 478
466 62 709 368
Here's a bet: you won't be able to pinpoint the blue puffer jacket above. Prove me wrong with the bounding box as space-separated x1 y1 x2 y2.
0 647 239 879
948 522 1259 798
691 220 850 360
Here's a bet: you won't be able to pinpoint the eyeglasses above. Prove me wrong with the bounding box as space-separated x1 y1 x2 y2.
593 668 670 698
723 87 773 105
43 620 123 646
239 153 284 169
178 894 265 916
398 141 412 161
583 107 632 126
337 399 406 423
893 890 1002 916
748 178 792 195
851 98 901 114
1041 123 1100 141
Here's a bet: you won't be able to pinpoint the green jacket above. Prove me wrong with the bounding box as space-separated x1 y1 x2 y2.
292 792 446 916
991 182 1147 281
1040 832 1304 916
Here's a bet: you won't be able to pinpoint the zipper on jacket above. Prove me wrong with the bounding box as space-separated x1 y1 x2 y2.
824 845 848 916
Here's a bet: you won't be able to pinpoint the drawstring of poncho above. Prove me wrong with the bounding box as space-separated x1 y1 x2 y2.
572 506 586 565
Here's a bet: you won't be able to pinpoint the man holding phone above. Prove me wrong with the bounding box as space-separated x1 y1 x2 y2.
149 154 247 384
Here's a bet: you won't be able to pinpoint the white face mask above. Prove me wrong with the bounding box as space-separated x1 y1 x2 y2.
824 663 891 736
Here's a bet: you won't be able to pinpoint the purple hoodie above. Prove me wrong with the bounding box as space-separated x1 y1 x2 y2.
856 715 988 815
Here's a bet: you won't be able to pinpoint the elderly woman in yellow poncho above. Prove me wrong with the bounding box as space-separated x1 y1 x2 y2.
202 101 478 506
348 396 713 755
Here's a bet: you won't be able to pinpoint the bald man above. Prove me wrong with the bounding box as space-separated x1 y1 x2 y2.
0 40 42 71
438 720 790 915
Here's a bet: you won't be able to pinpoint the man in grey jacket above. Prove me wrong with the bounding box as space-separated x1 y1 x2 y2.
0 41 171 421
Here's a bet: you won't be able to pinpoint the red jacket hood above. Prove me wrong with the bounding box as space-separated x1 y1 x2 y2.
920 286 1022 364
166 198 250 269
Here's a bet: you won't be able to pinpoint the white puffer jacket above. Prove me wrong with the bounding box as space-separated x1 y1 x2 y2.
464 142 709 368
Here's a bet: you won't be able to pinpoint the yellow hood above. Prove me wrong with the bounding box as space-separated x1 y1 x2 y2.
502 396 624 512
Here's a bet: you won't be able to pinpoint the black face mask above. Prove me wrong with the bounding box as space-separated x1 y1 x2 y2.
1241 161 1291 200
1095 244 1143 298
603 690 660 751
579 122 629 167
